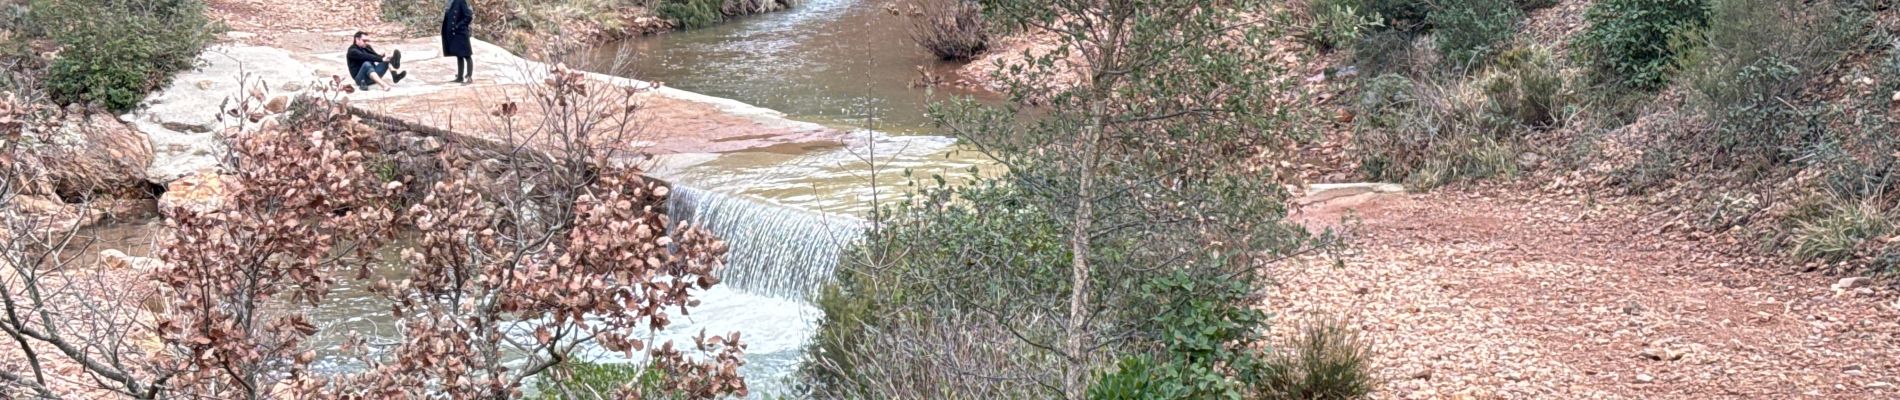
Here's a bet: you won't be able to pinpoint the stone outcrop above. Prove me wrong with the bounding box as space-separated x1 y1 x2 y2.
35 110 156 200
130 45 317 184
130 35 845 187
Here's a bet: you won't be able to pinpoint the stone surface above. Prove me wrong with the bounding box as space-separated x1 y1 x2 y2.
99 249 167 271
30 111 155 199
158 172 232 217
134 37 845 184
133 45 319 183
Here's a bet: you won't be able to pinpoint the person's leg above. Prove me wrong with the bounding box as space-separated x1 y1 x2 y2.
460 56 473 82
353 64 374 90
366 61 394 90
453 56 467 82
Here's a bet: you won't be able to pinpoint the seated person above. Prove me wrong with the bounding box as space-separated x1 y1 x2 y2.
347 31 407 91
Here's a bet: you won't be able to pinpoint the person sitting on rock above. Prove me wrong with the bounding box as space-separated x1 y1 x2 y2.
347 31 407 91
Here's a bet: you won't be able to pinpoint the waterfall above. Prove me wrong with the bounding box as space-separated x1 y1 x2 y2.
666 185 867 300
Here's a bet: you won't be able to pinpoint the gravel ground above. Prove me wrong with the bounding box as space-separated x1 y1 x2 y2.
1274 184 1900 399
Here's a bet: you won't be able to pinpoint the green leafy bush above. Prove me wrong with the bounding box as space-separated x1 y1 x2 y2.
1477 46 1569 130
658 0 724 29
1516 0 1560 10
531 362 655 399
1087 272 1275 399
1354 73 1520 187
1305 0 1383 51
1258 321 1376 400
1676 0 1848 168
1088 275 1373 400
1575 0 1709 89
31 0 216 112
1428 0 1522 68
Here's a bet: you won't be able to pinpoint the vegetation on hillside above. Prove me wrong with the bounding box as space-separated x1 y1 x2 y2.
1297 0 1900 274
2 0 216 112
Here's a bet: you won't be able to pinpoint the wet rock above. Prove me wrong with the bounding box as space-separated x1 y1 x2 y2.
159 172 233 217
264 96 289 114
29 112 155 200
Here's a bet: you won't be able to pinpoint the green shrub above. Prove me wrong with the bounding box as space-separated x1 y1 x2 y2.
1477 46 1569 130
1087 272 1275 400
657 0 724 29
1354 73 1520 187
1790 200 1892 263
1428 0 1522 68
1305 0 1383 51
31 0 216 112
1258 321 1376 400
1359 0 1431 31
1676 0 1848 168
1350 30 1432 77
531 362 655 399
1575 0 1709 89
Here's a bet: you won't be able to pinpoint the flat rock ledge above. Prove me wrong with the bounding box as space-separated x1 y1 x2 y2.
132 33 845 187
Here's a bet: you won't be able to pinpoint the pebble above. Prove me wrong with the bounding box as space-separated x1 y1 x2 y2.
1635 373 1655 383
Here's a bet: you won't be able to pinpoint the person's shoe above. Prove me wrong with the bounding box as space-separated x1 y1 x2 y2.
389 50 402 69
451 76 464 84
393 71 408 84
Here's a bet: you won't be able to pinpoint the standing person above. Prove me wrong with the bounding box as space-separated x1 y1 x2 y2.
348 31 407 91
442 0 475 84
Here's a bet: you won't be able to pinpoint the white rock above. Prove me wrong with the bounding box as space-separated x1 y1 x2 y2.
133 45 317 183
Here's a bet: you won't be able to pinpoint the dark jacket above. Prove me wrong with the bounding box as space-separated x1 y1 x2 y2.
441 0 474 57
347 44 384 76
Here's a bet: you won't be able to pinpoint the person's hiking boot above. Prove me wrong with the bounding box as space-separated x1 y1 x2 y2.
392 71 408 84
452 76 464 84
389 50 403 70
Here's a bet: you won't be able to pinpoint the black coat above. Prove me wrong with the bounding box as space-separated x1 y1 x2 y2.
441 0 474 57
347 44 384 75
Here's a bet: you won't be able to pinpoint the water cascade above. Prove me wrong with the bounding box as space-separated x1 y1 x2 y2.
666 185 867 300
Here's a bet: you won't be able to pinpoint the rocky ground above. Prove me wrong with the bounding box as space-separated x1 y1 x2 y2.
1279 184 1900 399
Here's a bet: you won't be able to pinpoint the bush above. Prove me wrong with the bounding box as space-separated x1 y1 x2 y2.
1575 0 1709 89
1087 278 1374 400
1477 46 1569 130
1350 30 1434 77
1516 0 1559 10
1428 0 1522 68
1304 0 1383 52
1353 73 1520 187
1790 199 1892 263
31 0 216 112
1259 321 1376 400
658 0 724 29
907 0 989 60
531 362 655 399
1676 0 1848 168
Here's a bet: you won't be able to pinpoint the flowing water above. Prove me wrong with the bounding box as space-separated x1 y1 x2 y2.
80 0 998 396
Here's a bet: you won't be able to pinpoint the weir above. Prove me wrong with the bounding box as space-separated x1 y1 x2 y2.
665 185 867 300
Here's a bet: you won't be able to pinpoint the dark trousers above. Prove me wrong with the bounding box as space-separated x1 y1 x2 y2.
455 56 473 80
353 61 388 89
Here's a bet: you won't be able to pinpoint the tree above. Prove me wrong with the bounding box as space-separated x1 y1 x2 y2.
810 0 1321 398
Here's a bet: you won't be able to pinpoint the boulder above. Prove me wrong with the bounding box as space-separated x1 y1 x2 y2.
30 112 155 200
158 172 234 217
